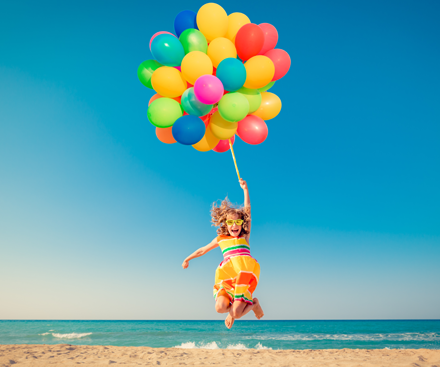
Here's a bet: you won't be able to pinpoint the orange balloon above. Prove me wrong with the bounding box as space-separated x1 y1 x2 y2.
149 94 181 106
226 13 250 42
207 37 237 68
156 126 176 144
244 56 275 89
192 127 219 152
181 51 213 85
251 92 282 120
151 66 188 98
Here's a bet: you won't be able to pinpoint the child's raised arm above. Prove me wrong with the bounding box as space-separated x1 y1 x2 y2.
182 238 219 269
239 178 251 238
240 179 250 211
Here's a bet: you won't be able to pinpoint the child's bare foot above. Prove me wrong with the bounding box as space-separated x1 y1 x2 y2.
225 314 235 329
252 298 264 319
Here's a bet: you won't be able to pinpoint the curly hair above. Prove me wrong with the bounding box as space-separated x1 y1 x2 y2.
211 197 251 236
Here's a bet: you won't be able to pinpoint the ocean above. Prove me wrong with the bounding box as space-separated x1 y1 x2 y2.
0 320 439 350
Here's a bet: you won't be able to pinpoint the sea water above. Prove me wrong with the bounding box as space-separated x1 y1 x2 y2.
0 320 439 350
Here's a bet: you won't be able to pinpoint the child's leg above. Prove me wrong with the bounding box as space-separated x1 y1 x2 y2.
231 298 264 319
252 298 264 319
229 301 254 319
225 299 264 329
215 295 231 313
225 302 254 329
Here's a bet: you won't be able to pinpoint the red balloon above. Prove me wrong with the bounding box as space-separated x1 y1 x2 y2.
264 49 291 81
237 115 268 145
213 135 235 153
258 23 278 55
235 24 265 61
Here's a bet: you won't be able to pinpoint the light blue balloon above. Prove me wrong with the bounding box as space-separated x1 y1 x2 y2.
172 115 206 145
216 58 247 92
181 87 213 116
151 34 185 67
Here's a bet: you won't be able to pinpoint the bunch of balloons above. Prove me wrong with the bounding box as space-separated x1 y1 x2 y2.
138 3 291 153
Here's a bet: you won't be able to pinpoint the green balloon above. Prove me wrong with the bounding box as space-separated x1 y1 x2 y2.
218 93 250 123
237 87 262 113
258 81 276 93
147 98 183 128
137 60 162 89
179 29 208 54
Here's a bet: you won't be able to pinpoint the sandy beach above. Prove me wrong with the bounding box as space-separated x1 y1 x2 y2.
0 344 439 366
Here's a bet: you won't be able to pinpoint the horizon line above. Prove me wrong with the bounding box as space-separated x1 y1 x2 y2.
1 319 439 322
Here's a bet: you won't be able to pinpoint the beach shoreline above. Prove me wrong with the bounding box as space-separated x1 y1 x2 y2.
1 344 439 366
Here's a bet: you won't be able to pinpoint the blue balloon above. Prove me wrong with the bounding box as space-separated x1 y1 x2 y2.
174 10 198 38
181 88 213 116
216 58 247 92
151 34 185 67
172 115 205 145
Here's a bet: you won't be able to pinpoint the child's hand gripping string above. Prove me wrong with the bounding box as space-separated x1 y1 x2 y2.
239 178 251 238
239 178 248 191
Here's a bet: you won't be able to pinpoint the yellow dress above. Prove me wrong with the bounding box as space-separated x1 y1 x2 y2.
213 235 260 305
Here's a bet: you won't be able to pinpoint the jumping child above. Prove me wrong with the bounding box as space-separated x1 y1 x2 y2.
182 178 264 329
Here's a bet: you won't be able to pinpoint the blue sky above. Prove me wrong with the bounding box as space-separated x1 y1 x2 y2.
0 0 439 320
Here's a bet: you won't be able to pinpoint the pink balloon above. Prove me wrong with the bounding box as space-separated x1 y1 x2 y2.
213 135 235 153
237 115 268 145
174 66 182 71
264 49 291 81
258 23 278 55
149 31 176 50
194 75 224 104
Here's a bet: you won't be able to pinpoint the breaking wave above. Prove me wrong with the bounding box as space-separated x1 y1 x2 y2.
174 341 272 350
39 332 92 339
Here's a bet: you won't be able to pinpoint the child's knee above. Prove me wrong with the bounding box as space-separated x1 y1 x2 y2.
215 302 228 313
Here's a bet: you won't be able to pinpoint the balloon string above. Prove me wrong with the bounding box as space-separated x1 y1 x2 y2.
229 139 241 181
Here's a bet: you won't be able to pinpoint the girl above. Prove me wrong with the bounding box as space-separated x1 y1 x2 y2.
182 179 264 329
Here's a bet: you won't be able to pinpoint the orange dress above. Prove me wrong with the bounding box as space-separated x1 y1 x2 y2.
213 235 260 305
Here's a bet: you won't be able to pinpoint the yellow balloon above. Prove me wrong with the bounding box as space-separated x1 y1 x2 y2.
244 56 275 89
226 13 250 42
252 92 282 120
181 51 213 85
192 127 219 152
196 3 228 42
209 111 238 139
151 67 187 98
207 38 237 68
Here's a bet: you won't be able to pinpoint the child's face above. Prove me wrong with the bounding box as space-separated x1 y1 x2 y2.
226 213 242 237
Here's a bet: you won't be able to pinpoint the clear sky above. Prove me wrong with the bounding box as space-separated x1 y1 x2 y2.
0 0 439 320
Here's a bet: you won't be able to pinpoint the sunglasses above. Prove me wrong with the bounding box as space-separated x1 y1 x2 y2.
226 219 243 226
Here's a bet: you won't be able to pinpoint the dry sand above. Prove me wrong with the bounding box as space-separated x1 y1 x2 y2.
1 344 439 366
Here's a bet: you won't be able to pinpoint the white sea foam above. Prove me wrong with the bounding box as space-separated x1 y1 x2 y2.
52 333 92 339
174 342 271 350
255 342 272 350
245 332 440 342
226 343 248 350
39 333 50 336
175 342 220 349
